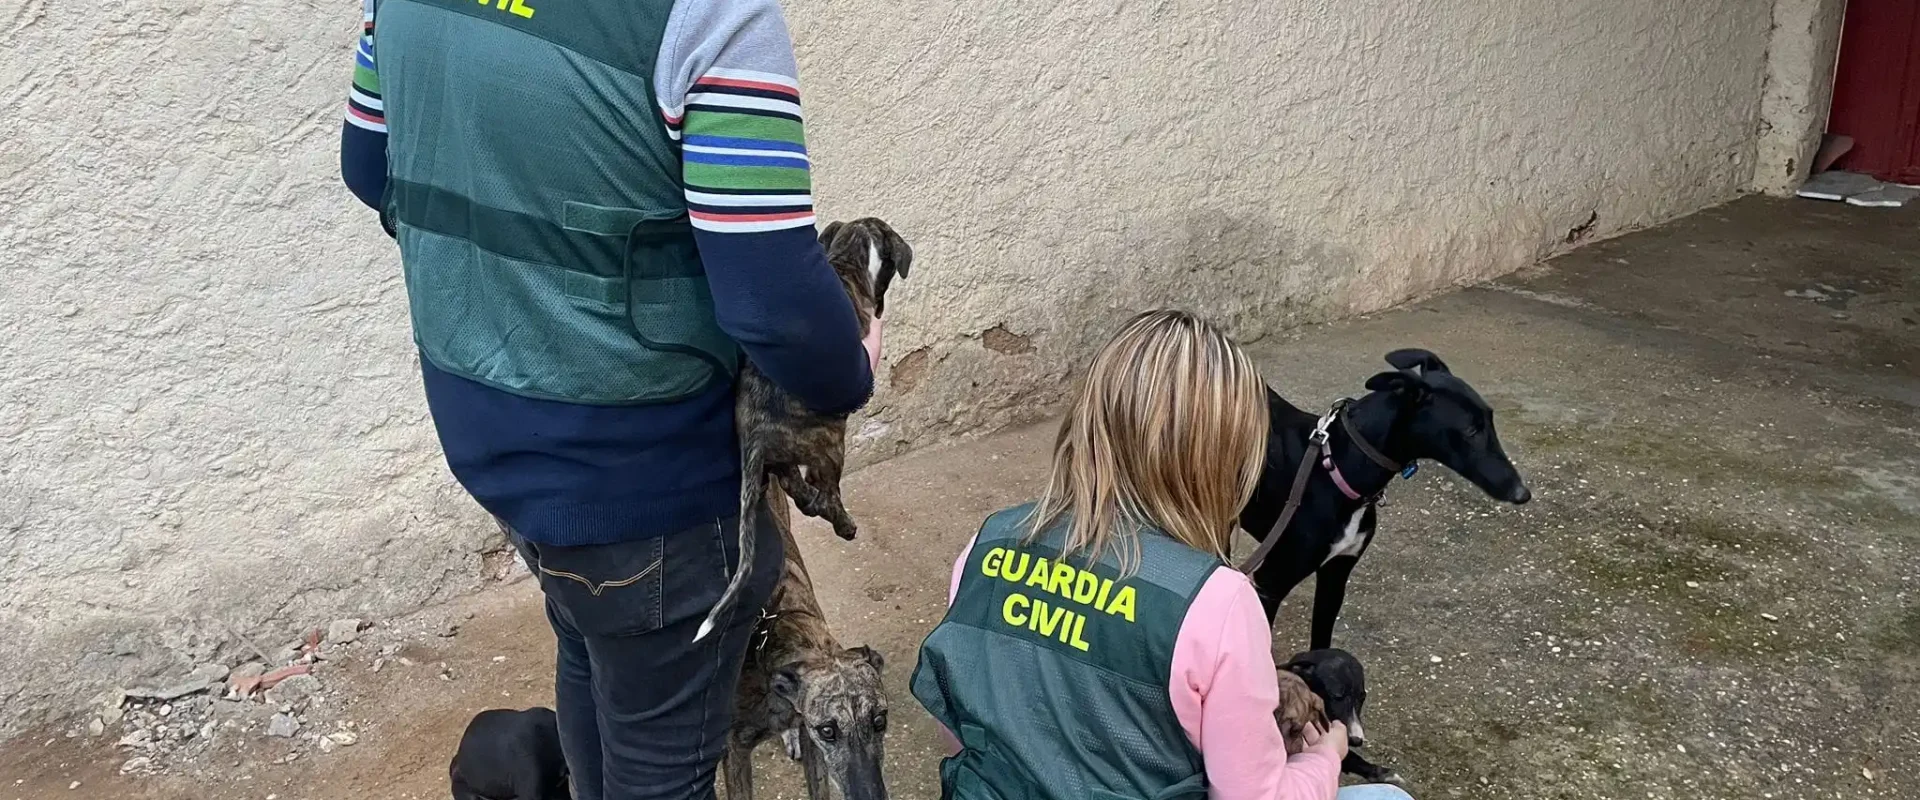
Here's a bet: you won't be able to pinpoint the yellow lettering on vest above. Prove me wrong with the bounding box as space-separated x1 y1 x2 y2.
1105 585 1137 622
1047 562 1074 596
1025 557 1053 590
981 548 1005 579
1071 570 1099 604
1068 613 1090 651
508 0 534 17
1031 599 1068 639
1001 552 1031 582
1093 577 1112 609
1003 593 1030 627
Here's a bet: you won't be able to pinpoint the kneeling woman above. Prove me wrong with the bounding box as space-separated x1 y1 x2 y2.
912 310 1411 800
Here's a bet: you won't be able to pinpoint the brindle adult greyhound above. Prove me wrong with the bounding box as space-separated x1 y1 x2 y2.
723 492 890 800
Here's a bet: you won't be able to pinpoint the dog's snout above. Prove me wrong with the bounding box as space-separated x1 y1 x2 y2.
1508 485 1532 505
1344 717 1366 747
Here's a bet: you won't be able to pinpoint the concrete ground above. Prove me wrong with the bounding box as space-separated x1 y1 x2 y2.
4 195 1916 799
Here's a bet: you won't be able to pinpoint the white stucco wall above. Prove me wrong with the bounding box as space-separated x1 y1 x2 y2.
1 0 1772 734
1753 0 1848 195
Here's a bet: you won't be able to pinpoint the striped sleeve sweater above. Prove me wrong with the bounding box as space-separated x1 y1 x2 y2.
337 0 873 546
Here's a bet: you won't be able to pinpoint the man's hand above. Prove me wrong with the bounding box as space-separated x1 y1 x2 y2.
862 315 885 374
1301 719 1349 762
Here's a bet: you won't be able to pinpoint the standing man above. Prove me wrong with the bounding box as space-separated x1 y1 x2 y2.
339 0 883 798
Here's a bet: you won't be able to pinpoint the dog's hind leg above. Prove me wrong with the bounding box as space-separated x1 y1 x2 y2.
803 457 858 541
776 468 830 519
722 742 755 800
1310 556 1359 650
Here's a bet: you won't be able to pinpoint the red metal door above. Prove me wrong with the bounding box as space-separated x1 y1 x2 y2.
1828 0 1920 183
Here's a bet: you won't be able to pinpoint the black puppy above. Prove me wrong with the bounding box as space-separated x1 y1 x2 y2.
1240 349 1531 650
1284 649 1398 785
450 707 570 800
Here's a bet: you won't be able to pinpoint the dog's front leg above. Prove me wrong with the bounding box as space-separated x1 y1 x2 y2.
1342 750 1402 786
1310 556 1359 651
722 742 756 800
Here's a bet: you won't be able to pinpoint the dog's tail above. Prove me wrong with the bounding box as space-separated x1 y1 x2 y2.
694 442 766 643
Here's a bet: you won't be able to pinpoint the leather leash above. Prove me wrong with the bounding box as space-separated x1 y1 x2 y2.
1237 444 1317 575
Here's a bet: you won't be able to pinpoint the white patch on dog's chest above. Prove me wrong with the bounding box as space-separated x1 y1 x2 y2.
1323 508 1369 565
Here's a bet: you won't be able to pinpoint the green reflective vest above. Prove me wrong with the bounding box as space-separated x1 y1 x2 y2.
912 504 1219 800
373 0 737 405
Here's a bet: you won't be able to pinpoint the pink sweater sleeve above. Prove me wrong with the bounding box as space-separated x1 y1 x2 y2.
934 535 978 756
1171 568 1342 800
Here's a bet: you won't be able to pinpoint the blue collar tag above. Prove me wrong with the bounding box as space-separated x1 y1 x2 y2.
1400 463 1419 480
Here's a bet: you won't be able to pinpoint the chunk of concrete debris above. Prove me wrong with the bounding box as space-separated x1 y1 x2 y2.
265 674 322 707
87 718 106 737
317 729 360 754
89 688 128 711
191 663 230 684
120 757 151 774
116 729 152 749
326 618 367 645
267 713 301 738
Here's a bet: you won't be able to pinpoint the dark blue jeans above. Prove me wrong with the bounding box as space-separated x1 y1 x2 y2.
506 505 783 800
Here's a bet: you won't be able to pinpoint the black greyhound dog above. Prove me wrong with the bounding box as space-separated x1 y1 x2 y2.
1239 349 1531 650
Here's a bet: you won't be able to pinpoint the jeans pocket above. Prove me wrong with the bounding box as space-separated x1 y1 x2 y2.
533 536 666 638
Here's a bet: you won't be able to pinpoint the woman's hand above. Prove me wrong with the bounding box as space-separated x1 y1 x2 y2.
862 315 886 373
1301 719 1349 762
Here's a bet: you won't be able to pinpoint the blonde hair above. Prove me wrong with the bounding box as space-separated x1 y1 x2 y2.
1027 309 1270 573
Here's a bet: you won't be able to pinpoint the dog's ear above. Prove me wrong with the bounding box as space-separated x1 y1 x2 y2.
770 665 804 702
873 221 912 280
850 645 885 672
1364 370 1428 402
1384 349 1449 376
819 220 846 248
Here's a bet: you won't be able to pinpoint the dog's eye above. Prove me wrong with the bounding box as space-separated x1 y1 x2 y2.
871 711 888 731
815 722 840 743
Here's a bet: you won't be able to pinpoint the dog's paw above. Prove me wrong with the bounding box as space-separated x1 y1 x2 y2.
782 729 803 761
1379 770 1405 786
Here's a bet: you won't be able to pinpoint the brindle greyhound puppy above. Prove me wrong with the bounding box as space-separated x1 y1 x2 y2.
724 494 890 800
1274 670 1329 756
696 218 914 643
